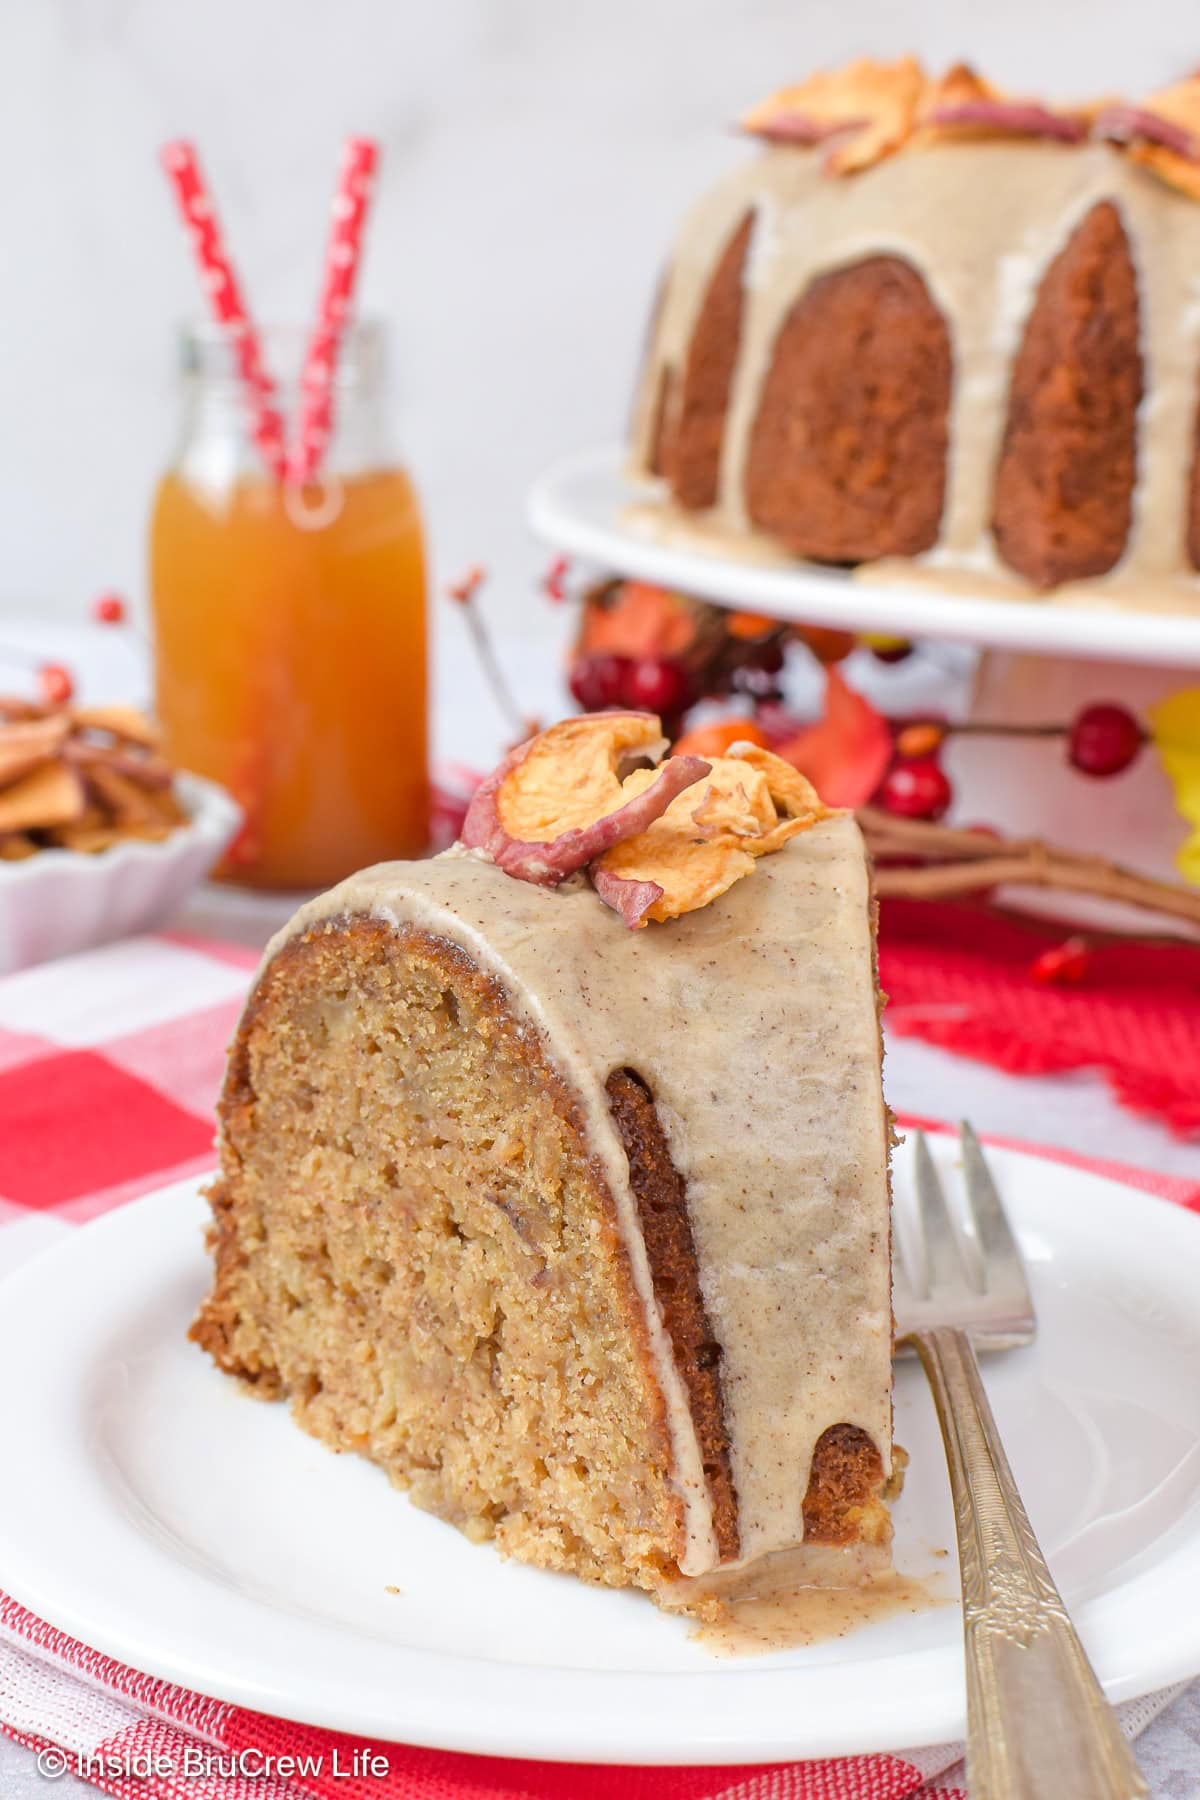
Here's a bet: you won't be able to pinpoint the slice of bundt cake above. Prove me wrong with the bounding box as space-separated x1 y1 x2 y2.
192 716 895 1601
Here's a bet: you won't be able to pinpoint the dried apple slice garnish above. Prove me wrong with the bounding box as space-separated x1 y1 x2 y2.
591 866 674 930
723 742 828 852
64 738 175 789
592 746 831 927
0 698 185 855
71 704 163 749
0 714 69 788
913 64 1088 146
460 712 711 886
740 56 924 175
1097 78 1200 199
0 762 86 835
1097 103 1198 158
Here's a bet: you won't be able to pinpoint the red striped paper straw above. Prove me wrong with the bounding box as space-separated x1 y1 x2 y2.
288 137 380 486
160 141 287 480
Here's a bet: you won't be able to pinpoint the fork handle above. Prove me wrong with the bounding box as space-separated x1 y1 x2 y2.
909 1325 1147 1800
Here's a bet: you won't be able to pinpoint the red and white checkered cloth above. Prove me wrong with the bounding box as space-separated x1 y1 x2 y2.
0 932 1192 1800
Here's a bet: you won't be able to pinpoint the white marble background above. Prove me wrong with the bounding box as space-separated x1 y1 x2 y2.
2 0 1200 638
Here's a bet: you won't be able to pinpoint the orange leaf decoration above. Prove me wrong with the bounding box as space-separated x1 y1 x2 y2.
740 56 924 176
773 667 893 808
671 717 770 760
578 581 697 660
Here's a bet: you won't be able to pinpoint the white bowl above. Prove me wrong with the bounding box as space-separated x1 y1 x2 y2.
0 771 242 974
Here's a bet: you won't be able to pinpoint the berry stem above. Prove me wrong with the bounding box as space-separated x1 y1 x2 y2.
859 806 1200 928
950 719 1061 736
446 567 530 741
905 717 1148 745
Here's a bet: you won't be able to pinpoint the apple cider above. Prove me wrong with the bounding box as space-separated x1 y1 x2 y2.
149 323 428 889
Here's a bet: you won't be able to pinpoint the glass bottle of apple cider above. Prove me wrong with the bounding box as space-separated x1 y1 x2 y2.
149 321 428 889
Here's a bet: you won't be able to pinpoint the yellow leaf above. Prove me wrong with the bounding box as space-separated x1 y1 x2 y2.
1147 687 1200 884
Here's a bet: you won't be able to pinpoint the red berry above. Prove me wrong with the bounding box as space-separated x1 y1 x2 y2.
878 758 952 821
625 656 692 715
38 663 74 705
745 638 785 677
1030 937 1090 986
1067 702 1143 778
569 653 631 711
870 641 913 665
92 591 126 624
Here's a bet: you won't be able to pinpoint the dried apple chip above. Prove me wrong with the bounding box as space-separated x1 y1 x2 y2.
912 63 1087 147
83 763 166 829
0 696 185 860
690 772 774 841
71 704 163 749
65 738 175 790
460 713 711 886
724 743 828 852
1122 141 1200 201
592 750 832 927
0 697 51 724
49 822 175 853
1097 98 1200 161
594 760 762 925
0 763 85 834
0 715 69 787
740 56 925 175
1098 77 1200 199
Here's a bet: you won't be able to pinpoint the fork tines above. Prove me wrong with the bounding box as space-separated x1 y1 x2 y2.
894 1123 1036 1350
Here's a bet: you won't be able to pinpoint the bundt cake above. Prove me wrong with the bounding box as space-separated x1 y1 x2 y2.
192 715 895 1605
629 58 1200 601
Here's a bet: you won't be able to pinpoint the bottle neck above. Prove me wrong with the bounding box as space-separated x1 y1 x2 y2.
171 321 395 488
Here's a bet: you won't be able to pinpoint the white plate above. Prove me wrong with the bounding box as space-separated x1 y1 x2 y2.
528 447 1200 668
1 1140 1199 1764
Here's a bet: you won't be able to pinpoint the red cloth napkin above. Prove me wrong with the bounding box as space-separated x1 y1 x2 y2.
0 930 1191 1799
878 899 1200 1140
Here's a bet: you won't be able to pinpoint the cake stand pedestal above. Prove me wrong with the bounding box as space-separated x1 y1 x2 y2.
528 447 1200 917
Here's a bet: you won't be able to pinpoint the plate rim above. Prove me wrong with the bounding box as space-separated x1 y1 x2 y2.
1 1149 1199 1764
527 446 1200 670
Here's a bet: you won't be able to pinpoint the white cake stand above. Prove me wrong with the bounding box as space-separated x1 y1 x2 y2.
528 446 1200 913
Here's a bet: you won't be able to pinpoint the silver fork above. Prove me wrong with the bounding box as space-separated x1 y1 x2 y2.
894 1125 1147 1800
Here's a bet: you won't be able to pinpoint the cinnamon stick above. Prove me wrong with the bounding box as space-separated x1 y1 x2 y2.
858 808 1200 928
